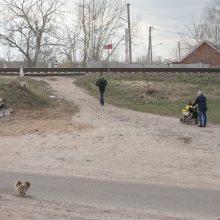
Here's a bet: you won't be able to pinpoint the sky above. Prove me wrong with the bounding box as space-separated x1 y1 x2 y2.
127 0 208 61
0 0 209 63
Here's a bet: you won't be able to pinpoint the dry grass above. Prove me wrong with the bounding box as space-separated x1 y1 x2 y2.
0 76 79 135
74 72 220 124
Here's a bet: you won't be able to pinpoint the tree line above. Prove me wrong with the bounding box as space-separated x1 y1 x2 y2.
0 0 127 67
181 0 220 52
0 0 218 67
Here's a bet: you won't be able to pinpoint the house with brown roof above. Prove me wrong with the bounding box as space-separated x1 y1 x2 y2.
174 40 220 67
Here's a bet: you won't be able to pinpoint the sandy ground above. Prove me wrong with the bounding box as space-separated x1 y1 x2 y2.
0 194 210 220
0 76 220 219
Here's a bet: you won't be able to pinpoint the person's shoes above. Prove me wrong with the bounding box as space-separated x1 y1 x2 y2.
198 125 203 127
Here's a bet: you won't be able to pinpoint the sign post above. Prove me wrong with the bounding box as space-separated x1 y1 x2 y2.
104 44 113 75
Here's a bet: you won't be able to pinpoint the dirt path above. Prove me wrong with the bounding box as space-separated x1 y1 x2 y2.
1 76 220 220
0 78 220 187
0 76 220 189
55 77 220 188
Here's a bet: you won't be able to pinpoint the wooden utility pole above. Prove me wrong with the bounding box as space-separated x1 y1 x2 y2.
82 0 87 67
147 26 153 63
35 21 39 67
125 28 129 64
127 3 132 63
178 42 181 60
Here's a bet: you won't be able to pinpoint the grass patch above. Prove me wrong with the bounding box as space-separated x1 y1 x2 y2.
74 72 220 124
0 76 77 114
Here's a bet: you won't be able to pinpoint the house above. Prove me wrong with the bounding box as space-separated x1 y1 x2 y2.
174 40 220 67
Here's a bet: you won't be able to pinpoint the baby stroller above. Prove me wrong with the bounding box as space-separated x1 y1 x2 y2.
180 105 198 125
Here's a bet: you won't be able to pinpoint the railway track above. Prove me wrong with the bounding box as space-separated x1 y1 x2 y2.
0 67 220 76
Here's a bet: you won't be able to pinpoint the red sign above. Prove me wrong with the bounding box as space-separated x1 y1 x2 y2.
104 44 113 49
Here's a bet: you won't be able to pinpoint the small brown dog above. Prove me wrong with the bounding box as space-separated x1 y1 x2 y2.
15 181 30 197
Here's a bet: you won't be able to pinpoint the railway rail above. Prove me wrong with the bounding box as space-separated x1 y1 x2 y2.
0 67 220 76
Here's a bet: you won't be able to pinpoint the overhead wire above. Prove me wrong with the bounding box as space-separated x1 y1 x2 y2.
152 27 189 36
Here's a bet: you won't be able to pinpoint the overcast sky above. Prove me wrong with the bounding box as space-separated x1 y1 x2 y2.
0 0 209 62
127 0 208 60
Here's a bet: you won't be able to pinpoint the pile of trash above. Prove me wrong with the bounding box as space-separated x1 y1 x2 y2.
0 98 13 118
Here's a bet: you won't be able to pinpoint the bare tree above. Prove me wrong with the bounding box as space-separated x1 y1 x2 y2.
55 24 81 67
75 0 126 66
204 0 220 43
0 0 64 67
181 0 220 50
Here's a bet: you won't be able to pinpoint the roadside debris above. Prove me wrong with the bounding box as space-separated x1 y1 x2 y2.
0 98 13 118
49 95 63 102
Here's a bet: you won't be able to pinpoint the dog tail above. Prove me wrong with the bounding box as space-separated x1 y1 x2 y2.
25 181 30 188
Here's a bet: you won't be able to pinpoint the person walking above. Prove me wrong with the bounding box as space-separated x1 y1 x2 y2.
193 91 208 127
96 74 107 106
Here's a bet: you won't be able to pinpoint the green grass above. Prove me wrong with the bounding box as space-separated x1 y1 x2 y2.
74 72 220 124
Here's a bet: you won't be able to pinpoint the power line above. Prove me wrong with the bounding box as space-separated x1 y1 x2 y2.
152 27 187 35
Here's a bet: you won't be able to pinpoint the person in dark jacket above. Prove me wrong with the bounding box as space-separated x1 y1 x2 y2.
193 91 207 127
96 74 107 106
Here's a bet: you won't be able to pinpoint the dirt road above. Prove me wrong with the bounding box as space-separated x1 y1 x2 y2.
0 76 220 219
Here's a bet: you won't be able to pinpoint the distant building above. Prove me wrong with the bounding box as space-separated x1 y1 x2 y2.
173 40 220 67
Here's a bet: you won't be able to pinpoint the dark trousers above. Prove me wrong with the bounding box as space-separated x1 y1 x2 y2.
99 90 105 106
